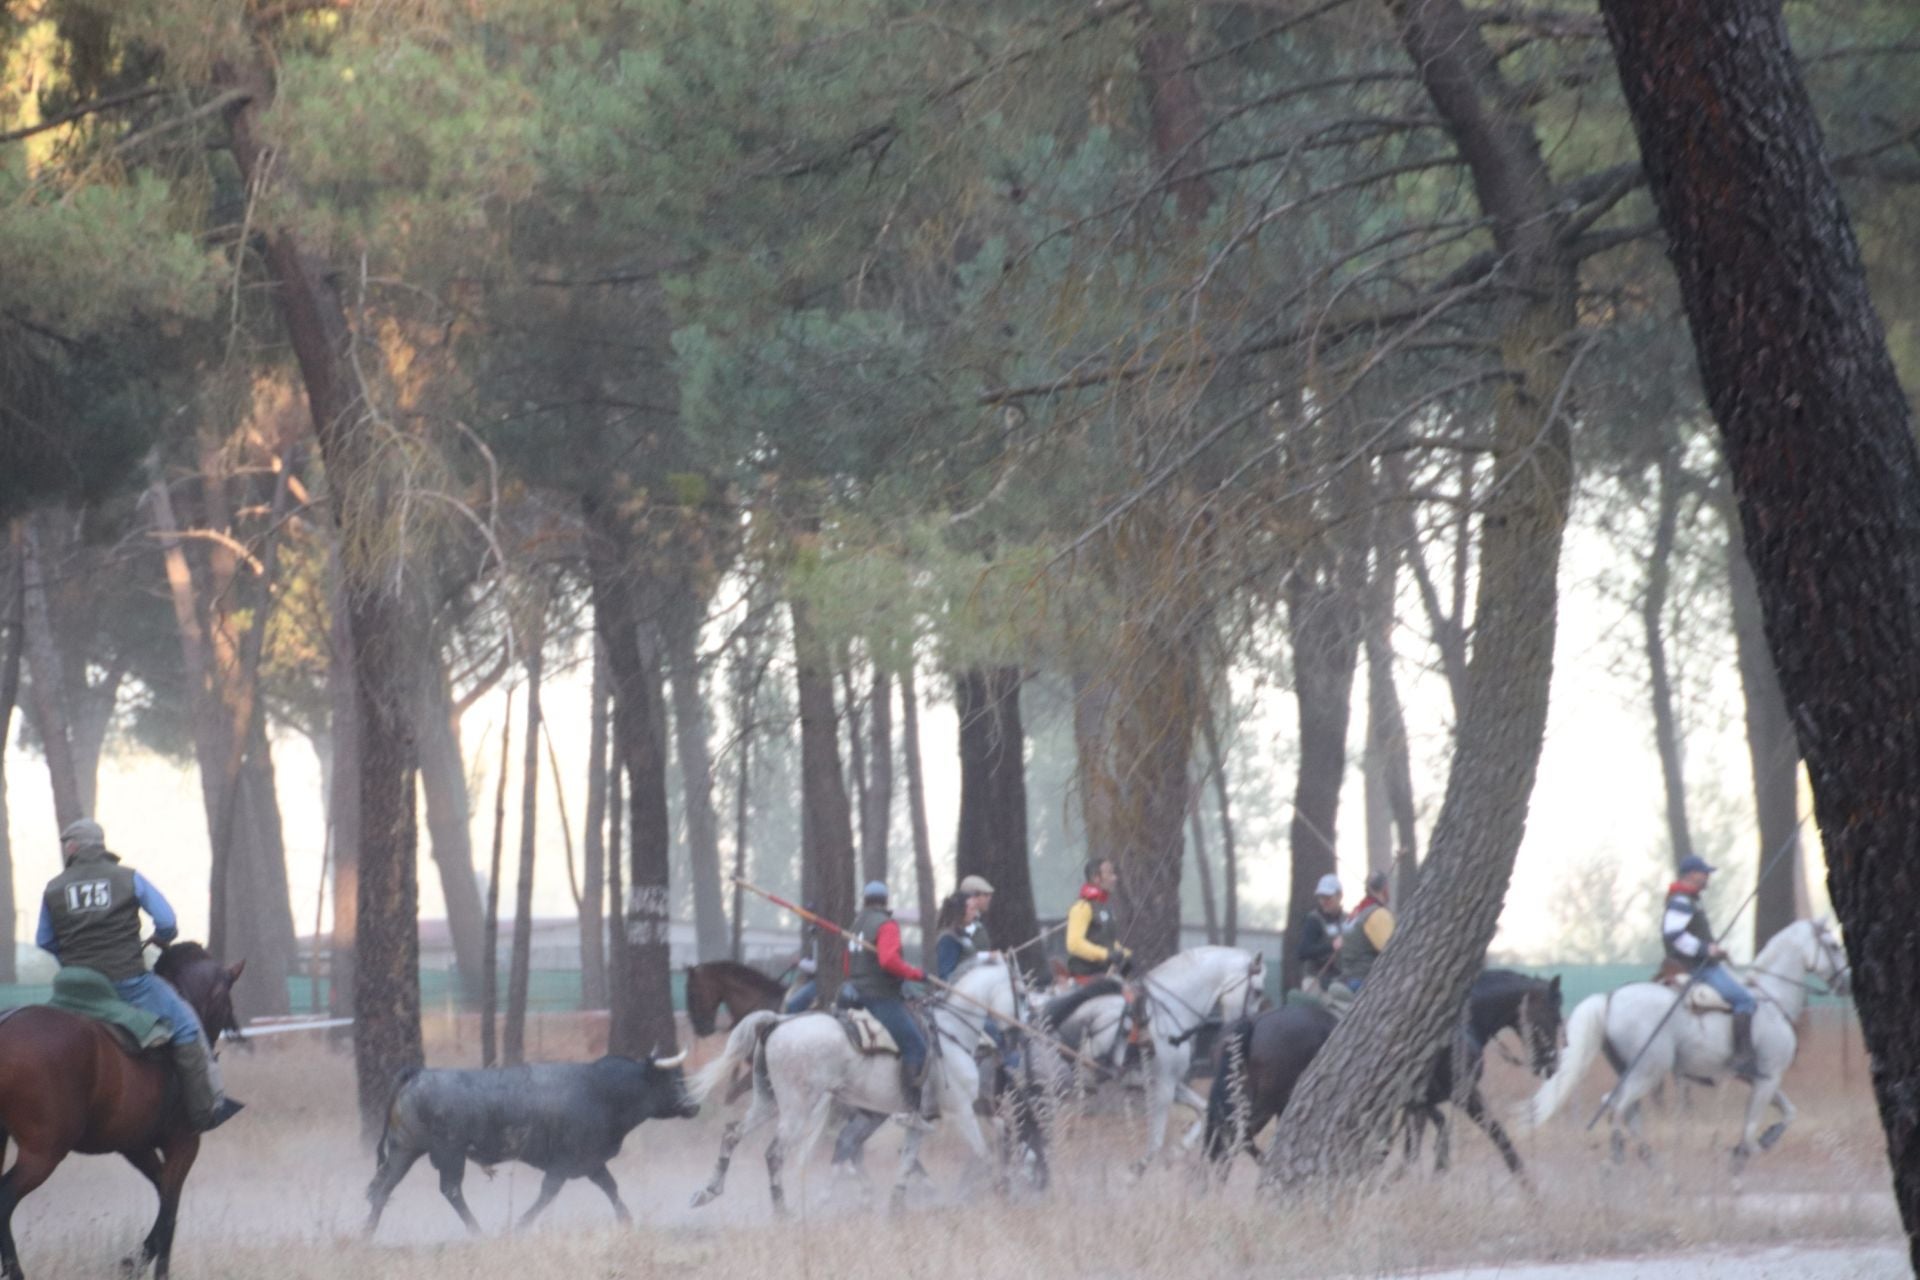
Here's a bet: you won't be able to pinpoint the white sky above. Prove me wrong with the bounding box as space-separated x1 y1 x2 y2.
4 517 1828 965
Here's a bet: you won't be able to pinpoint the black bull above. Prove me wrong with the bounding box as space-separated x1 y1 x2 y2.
365 1053 699 1234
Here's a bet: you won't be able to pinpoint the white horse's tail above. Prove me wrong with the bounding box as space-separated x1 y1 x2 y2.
1526 993 1608 1127
688 1009 779 1105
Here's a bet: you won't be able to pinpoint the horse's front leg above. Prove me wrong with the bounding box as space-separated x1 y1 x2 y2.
1732 1075 1785 1172
145 1135 199 1280
1758 1086 1797 1152
1461 1089 1523 1177
691 1089 776 1208
1131 1048 1188 1174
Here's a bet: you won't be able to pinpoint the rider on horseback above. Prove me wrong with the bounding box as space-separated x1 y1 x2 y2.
35 818 243 1132
1292 873 1344 995
841 881 937 1132
1663 855 1760 1081
1065 858 1131 982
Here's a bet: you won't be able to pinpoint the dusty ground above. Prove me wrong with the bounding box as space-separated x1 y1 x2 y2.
5 1008 1905 1279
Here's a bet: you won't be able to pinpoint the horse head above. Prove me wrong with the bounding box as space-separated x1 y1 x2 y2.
684 964 719 1038
1809 919 1851 996
153 943 245 1041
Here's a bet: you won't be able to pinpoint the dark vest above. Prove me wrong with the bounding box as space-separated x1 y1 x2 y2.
1338 903 1387 987
848 905 902 1002
43 851 145 981
1664 890 1714 970
963 918 992 958
1068 896 1118 976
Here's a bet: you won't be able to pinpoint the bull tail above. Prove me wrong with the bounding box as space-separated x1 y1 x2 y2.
1526 993 1607 1127
687 1010 779 1106
376 1065 423 1167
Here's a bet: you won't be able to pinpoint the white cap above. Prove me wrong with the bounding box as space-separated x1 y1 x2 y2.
1314 874 1342 898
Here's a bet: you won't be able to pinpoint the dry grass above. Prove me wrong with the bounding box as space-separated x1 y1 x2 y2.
6 1009 1901 1280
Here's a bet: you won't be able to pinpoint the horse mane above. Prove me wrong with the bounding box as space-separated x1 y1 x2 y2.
153 941 212 981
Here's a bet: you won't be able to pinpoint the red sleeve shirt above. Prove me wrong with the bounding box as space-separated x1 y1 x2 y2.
876 919 925 982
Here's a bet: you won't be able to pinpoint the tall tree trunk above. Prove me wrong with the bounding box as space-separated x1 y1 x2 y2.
1642 446 1695 867
227 81 424 1135
1266 0 1576 1186
862 666 893 885
606 744 628 1014
840 659 869 866
900 662 938 968
1280 556 1366 994
1363 532 1421 907
729 645 766 964
325 540 361 1021
0 536 22 983
481 691 512 1068
1199 700 1240 947
664 607 728 962
504 636 542 1067
1725 503 1802 945
580 639 609 1009
413 653 487 1004
585 496 677 1056
955 667 1039 960
1598 3 1920 1253
19 519 80 830
792 597 856 1002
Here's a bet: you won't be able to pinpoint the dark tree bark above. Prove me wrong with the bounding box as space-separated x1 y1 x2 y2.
504 633 542 1068
325 539 361 1021
227 79 424 1135
664 604 728 962
1362 531 1420 907
1199 700 1240 947
1642 445 1695 867
1266 0 1576 1186
584 496 677 1056
413 651 488 1004
481 690 511 1067
792 597 856 1001
0 535 23 983
605 743 628 1011
1725 502 1803 944
954 667 1039 961
862 665 893 885
900 662 938 968
580 638 609 1008
1280 541 1366 994
19 519 80 830
1599 1 1920 1255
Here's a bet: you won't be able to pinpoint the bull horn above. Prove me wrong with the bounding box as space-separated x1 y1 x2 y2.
655 1048 688 1069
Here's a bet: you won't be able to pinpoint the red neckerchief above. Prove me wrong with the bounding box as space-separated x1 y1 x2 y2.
1079 883 1109 904
1351 894 1385 919
1667 881 1696 897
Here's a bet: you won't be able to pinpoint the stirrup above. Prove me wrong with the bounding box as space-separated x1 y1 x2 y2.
892 1110 935 1133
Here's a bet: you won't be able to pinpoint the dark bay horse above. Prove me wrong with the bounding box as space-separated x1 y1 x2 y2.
0 944 243 1280
1204 969 1562 1177
684 961 788 1038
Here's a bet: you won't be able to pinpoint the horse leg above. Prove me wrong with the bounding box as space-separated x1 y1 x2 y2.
830 1110 887 1174
364 1142 425 1236
584 1166 632 1225
1732 1075 1784 1171
1131 1060 1180 1175
0 1146 61 1280
691 1088 776 1208
119 1148 165 1275
144 1136 199 1280
515 1171 567 1231
429 1149 483 1235
1759 1086 1797 1151
1461 1088 1523 1177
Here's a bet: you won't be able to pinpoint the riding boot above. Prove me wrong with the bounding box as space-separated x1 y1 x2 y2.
895 1070 935 1132
1730 1011 1760 1081
171 1035 245 1132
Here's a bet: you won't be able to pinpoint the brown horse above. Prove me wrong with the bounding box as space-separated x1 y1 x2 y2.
0 943 243 1280
684 961 788 1037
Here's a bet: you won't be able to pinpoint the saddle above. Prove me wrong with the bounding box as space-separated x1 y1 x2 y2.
835 1008 901 1057
1655 967 1733 1013
48 967 172 1056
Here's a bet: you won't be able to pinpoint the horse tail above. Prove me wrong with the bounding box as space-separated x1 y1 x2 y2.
376 1065 422 1167
1526 993 1607 1127
688 1009 779 1105
1204 1017 1255 1163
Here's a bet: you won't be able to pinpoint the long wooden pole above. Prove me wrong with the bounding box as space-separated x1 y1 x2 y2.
733 877 1107 1072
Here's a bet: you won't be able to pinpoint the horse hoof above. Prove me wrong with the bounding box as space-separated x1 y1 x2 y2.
1759 1123 1787 1151
1730 1145 1751 1175
689 1187 718 1209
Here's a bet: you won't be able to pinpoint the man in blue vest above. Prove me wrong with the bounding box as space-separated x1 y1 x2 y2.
840 881 936 1130
37 818 243 1131
1663 854 1759 1080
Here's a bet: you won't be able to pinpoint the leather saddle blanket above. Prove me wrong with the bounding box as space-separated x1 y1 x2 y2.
836 1008 901 1057
1656 971 1733 1013
48 966 173 1055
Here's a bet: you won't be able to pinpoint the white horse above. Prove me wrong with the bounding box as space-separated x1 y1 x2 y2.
686 955 1020 1213
1045 945 1265 1167
1526 918 1849 1168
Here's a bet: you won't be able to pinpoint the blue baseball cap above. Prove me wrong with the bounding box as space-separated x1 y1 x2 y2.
862 880 889 901
1677 855 1716 876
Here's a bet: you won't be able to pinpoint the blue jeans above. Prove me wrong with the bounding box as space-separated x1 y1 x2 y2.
1696 963 1757 1015
784 980 817 1015
854 997 926 1078
115 972 206 1046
